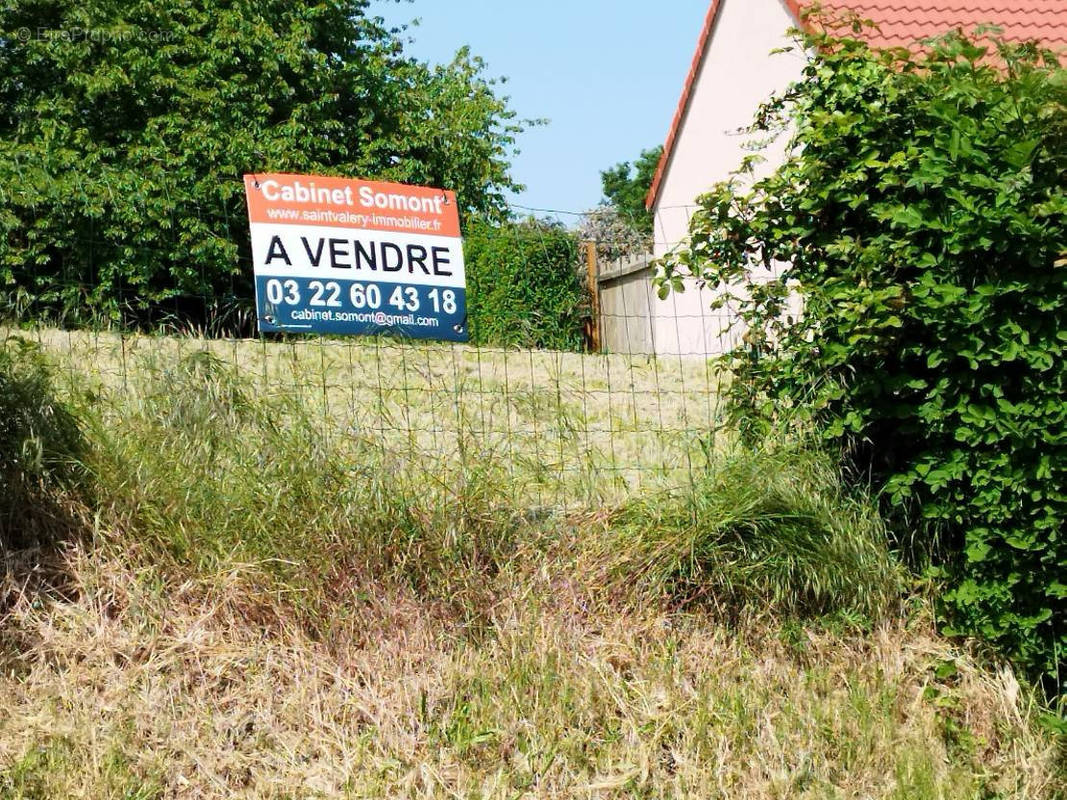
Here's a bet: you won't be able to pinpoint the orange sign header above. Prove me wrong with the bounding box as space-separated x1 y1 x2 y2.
243 173 460 238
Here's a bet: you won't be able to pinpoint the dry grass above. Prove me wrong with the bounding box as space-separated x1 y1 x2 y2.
20 328 726 506
0 329 1063 798
0 543 1061 799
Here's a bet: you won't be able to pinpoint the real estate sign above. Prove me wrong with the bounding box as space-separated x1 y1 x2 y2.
244 173 467 341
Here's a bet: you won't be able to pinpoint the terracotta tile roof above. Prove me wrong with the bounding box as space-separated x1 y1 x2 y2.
646 0 1067 209
813 1 1067 52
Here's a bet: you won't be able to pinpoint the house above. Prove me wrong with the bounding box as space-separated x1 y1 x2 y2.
637 0 1067 357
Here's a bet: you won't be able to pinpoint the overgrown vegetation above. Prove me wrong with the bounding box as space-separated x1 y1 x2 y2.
0 0 526 326
0 339 1062 796
3 555 1060 798
659 22 1067 703
464 218 588 350
82 348 899 625
0 337 84 551
89 350 522 622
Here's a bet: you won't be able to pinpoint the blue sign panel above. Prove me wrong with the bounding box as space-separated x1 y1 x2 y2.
255 277 467 341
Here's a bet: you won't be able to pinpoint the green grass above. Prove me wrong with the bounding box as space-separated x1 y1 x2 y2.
594 447 904 621
68 342 900 627
0 336 86 551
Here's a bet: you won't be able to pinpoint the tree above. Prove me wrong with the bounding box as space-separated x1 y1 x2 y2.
659 22 1067 702
599 145 662 237
0 0 525 326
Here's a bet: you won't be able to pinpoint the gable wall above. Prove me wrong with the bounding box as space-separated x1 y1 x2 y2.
650 0 805 355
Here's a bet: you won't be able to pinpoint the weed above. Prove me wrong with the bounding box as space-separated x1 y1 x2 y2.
0 337 86 552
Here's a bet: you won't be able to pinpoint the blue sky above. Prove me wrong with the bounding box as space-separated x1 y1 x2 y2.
374 0 709 217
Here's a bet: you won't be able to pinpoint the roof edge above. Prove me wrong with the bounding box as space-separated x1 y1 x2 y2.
646 0 805 211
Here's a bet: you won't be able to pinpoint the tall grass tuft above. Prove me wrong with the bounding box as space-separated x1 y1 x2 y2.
0 337 86 552
594 446 905 622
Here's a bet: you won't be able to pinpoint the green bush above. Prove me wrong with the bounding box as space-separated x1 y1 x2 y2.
464 218 588 350
0 337 85 550
659 25 1067 700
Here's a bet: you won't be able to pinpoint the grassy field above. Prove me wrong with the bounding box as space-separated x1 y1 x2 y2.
28 328 727 506
0 330 1063 798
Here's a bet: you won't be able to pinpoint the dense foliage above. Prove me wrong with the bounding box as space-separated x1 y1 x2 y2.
0 0 525 326
0 338 84 550
464 218 587 350
659 26 1067 700
599 145 662 237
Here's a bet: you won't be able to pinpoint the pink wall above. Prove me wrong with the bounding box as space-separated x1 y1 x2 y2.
650 0 805 356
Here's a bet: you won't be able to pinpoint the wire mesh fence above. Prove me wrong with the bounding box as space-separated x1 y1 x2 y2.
4 196 734 509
